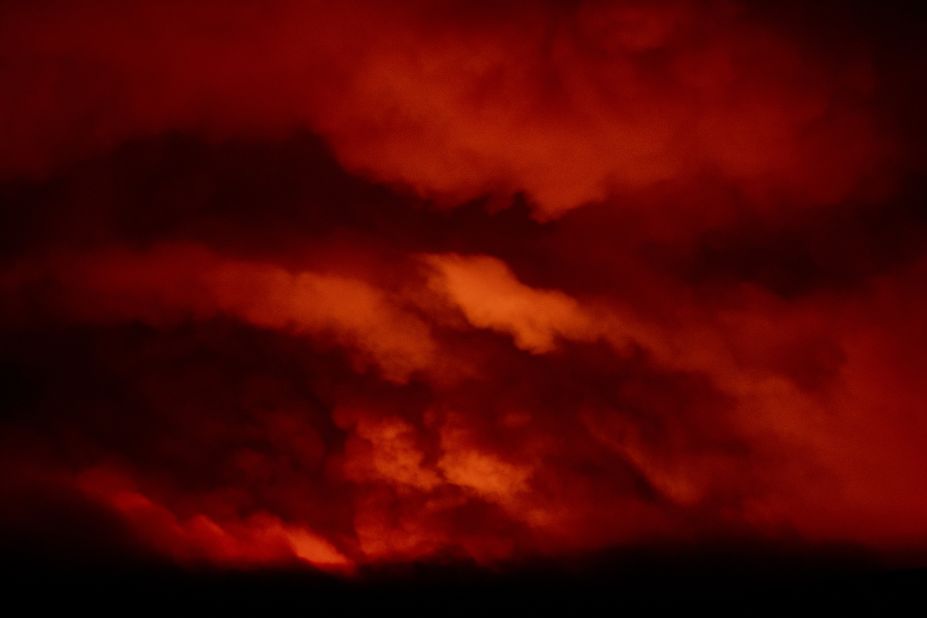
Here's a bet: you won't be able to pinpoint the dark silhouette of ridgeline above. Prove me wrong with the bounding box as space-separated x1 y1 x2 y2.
3 539 925 616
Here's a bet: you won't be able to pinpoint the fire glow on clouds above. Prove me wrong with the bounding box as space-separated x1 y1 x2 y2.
1 0 926 572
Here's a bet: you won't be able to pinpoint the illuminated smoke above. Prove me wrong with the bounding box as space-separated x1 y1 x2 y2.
1 0 926 570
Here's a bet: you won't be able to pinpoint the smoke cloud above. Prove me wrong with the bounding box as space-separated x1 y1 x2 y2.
1 0 926 572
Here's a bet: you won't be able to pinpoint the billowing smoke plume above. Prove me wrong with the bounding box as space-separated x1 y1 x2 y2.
1 0 926 572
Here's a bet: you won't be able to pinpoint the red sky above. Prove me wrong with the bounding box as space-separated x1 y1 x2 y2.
1 0 927 573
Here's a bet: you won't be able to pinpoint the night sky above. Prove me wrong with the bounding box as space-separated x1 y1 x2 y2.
1 0 926 612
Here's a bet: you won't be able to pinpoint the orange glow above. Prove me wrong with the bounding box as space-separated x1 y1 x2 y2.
1 0 926 574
